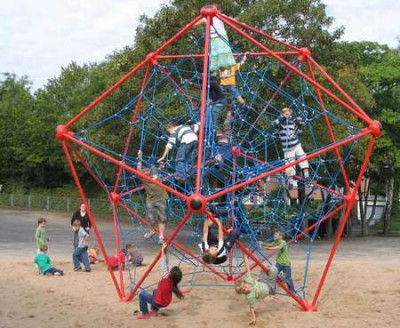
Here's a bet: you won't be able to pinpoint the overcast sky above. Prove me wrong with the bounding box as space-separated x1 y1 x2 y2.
1 0 399 91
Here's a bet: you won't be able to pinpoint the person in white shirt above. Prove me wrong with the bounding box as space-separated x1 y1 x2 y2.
158 122 200 181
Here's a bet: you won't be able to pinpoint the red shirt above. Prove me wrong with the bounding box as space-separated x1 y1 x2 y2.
109 251 125 268
153 277 174 307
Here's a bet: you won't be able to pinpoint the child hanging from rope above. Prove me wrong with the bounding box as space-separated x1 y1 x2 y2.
34 244 64 276
136 243 184 320
158 121 200 182
263 229 296 294
138 150 169 244
272 107 310 191
234 254 278 325
217 52 249 108
201 207 240 265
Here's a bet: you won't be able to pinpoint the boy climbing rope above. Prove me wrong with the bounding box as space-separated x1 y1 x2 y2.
158 121 200 182
272 107 310 191
263 229 296 294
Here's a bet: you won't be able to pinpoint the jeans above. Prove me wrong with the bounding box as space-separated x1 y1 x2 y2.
175 141 197 178
44 267 64 275
73 246 90 270
220 85 240 99
211 101 225 130
139 290 159 315
276 263 296 293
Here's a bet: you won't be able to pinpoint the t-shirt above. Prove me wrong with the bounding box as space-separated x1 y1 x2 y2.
272 239 291 266
220 63 240 86
35 226 47 249
141 178 169 203
244 274 271 309
153 256 174 307
34 252 53 274
74 227 88 249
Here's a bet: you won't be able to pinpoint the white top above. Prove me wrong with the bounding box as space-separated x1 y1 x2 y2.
210 17 227 38
166 124 199 150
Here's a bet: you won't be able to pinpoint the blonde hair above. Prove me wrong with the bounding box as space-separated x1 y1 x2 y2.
281 107 292 114
234 279 246 294
72 219 81 227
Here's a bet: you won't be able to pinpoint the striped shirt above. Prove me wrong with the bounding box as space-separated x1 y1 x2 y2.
166 123 200 150
272 116 304 152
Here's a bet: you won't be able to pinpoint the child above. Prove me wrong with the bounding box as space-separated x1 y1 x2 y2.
158 121 200 182
264 230 296 294
72 219 91 272
272 107 310 190
194 4 235 72
138 150 169 244
88 247 101 264
109 244 143 270
234 255 277 325
34 245 64 276
137 243 184 320
201 209 240 265
35 217 49 254
218 52 248 106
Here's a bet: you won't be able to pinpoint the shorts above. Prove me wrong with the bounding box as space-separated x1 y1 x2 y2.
221 85 241 99
146 200 167 224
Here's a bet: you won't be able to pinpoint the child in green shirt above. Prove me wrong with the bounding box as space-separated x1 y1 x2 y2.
35 217 49 253
34 245 64 276
264 230 296 293
234 255 278 325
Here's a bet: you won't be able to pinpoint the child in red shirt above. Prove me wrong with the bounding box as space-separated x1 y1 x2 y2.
137 243 184 320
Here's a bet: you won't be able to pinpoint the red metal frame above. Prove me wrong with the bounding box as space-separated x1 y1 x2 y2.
57 6 380 313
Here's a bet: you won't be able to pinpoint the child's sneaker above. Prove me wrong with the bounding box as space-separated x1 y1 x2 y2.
149 310 158 317
158 237 165 245
54 272 61 276
73 267 82 272
144 230 156 239
136 314 151 320
84 268 91 272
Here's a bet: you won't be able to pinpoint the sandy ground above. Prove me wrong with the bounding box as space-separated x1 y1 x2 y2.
0 209 399 328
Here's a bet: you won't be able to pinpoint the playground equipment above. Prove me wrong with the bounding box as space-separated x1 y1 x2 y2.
56 6 380 311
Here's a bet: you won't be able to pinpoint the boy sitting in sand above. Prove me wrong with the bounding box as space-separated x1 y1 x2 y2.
34 245 64 276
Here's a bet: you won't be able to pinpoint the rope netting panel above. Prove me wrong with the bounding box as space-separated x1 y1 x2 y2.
59 8 377 310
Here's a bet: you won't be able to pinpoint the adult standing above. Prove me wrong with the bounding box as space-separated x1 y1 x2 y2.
71 203 91 233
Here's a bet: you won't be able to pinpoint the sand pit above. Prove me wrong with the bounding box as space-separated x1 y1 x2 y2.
1 209 399 328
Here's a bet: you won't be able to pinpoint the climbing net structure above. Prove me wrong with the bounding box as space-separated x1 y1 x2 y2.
57 6 380 311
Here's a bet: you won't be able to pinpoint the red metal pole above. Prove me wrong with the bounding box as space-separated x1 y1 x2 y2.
63 133 187 200
65 14 203 129
311 137 376 306
61 140 122 298
216 13 371 124
195 14 212 193
304 58 351 191
113 63 152 193
309 57 370 120
219 13 299 51
111 202 125 297
208 129 372 201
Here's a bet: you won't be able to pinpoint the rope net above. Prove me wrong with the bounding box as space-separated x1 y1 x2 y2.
60 8 376 309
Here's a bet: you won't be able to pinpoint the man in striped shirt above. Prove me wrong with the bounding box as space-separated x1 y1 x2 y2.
158 122 200 181
272 107 310 189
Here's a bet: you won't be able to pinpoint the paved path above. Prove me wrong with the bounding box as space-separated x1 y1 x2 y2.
0 209 399 263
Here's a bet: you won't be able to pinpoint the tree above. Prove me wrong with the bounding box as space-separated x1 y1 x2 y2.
0 73 35 186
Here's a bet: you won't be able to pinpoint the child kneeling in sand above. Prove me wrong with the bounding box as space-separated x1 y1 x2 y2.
235 255 278 325
34 245 64 276
136 243 184 320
